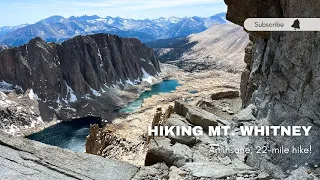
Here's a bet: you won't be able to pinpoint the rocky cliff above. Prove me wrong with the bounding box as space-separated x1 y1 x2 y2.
225 0 320 177
0 33 161 131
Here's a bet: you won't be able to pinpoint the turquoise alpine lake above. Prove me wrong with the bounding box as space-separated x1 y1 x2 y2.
118 80 182 113
26 80 182 152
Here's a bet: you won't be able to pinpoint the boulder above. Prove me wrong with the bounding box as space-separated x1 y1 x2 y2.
132 163 169 180
284 167 318 180
145 137 193 167
174 101 227 129
233 104 257 122
211 90 240 100
164 114 197 146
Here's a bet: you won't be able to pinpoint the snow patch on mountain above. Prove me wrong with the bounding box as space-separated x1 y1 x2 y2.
90 88 101 97
0 13 227 46
141 68 156 84
64 82 77 103
28 89 40 100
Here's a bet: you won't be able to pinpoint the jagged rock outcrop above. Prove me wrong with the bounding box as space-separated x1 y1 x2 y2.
0 92 43 136
225 0 320 176
86 124 146 164
0 130 139 179
85 124 129 157
0 33 160 122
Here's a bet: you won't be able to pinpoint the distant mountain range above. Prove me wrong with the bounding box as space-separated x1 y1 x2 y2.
0 24 28 36
0 13 227 46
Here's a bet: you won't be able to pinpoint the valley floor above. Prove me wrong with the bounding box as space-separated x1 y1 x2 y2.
100 64 242 166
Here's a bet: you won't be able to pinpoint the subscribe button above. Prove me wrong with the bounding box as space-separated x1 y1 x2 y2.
244 18 320 31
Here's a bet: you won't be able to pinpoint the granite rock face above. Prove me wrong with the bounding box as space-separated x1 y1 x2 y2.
0 92 43 135
0 33 160 122
0 130 139 180
225 0 320 175
0 34 160 100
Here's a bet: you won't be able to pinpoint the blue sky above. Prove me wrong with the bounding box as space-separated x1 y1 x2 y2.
0 0 227 26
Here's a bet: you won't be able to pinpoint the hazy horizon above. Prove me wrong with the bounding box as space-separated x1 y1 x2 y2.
0 0 227 26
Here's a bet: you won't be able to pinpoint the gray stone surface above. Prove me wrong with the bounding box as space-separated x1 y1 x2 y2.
174 101 225 129
181 162 255 179
233 104 257 122
0 131 139 180
132 163 169 180
168 166 187 180
164 114 197 146
226 0 320 175
145 137 193 167
284 167 318 180
257 172 271 180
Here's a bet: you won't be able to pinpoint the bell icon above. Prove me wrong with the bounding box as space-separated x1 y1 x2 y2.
291 19 300 30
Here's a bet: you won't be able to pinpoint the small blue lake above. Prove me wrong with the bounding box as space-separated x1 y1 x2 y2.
27 79 181 152
27 117 102 152
118 80 182 113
